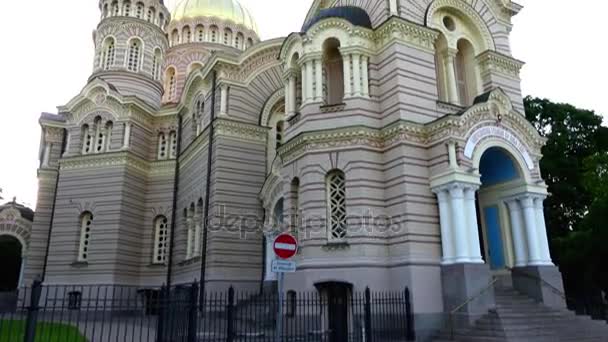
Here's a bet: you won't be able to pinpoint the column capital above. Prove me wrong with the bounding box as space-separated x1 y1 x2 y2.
433 181 479 198
505 199 522 211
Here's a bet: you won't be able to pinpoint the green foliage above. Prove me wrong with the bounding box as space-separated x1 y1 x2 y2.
0 320 87 342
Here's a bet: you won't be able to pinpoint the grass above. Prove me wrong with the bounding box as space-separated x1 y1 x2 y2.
0 320 87 342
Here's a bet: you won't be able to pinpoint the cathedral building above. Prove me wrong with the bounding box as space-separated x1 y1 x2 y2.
25 0 566 336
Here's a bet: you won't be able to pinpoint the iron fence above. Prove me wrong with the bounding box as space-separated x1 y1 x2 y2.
0 280 415 342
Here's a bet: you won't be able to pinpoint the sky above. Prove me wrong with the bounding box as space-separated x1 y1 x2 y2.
0 0 606 208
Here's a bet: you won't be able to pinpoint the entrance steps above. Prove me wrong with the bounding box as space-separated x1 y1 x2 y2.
433 286 608 342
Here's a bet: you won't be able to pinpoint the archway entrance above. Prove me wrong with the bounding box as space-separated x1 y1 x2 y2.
315 282 351 342
0 235 23 291
477 147 522 270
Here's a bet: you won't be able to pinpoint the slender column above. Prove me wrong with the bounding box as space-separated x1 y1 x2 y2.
435 189 454 264
352 53 361 96
306 61 314 104
447 141 458 169
506 199 528 267
122 122 131 149
361 56 369 97
443 49 459 104
301 64 307 104
521 196 542 265
220 85 228 116
534 197 553 265
284 81 291 115
314 59 323 102
289 76 297 114
42 143 51 167
464 186 483 263
449 185 471 263
342 53 352 97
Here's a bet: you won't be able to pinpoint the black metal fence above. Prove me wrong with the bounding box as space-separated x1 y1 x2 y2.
0 281 415 342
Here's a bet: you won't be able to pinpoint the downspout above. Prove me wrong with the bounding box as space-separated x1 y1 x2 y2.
166 115 183 288
199 71 217 303
41 128 68 282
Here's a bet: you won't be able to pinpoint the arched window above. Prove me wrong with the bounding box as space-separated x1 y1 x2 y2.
223 28 233 45
165 67 177 101
152 48 162 81
93 116 105 153
81 124 93 155
209 25 218 43
159 13 165 28
195 25 205 42
323 38 344 105
105 121 113 151
235 32 244 49
111 1 119 16
78 212 93 262
275 121 284 149
171 29 180 47
169 130 177 158
246 38 254 49
126 38 143 72
326 170 346 241
157 132 167 159
186 203 195 259
183 26 192 43
194 98 204 134
146 7 155 22
153 216 169 264
123 0 131 16
455 39 479 106
101 37 115 70
187 62 203 74
102 4 109 18
135 2 144 19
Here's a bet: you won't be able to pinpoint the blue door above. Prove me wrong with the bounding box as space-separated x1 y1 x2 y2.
484 206 505 269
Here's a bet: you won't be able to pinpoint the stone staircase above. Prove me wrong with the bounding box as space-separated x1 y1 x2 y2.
433 286 608 342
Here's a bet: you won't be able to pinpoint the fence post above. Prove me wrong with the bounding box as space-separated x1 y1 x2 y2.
188 281 199 342
23 280 42 342
156 284 167 342
364 287 372 342
226 286 234 342
405 287 416 341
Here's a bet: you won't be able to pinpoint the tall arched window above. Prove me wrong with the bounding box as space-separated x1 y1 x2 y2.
322 38 345 105
146 7 155 22
326 170 346 241
126 38 143 72
235 32 244 49
123 0 131 16
152 48 162 81
153 216 169 264
171 29 180 46
105 121 113 151
246 38 254 49
209 25 218 43
102 4 109 18
135 2 144 19
101 37 115 70
196 25 205 42
159 13 165 28
183 26 192 43
157 132 167 159
81 124 93 155
165 67 177 101
93 116 105 153
111 1 119 16
78 212 93 262
223 28 233 45
169 131 177 158
455 39 479 106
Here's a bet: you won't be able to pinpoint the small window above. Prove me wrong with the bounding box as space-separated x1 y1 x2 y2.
276 121 285 149
158 133 168 159
101 37 115 70
326 170 347 241
146 7 155 22
152 48 162 81
153 216 169 264
81 124 93 155
171 29 179 46
127 38 142 72
223 28 233 45
78 212 93 262
210 26 218 43
94 116 105 153
123 1 131 16
165 67 177 101
68 292 82 310
183 26 192 43
105 121 113 151
111 1 119 16
246 38 254 49
135 2 144 19
196 25 205 42
169 131 177 158
443 16 456 31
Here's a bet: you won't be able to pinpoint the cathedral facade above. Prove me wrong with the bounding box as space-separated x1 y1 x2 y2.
26 0 564 335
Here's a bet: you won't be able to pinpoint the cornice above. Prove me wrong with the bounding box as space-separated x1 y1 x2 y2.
375 17 439 53
59 151 175 176
477 50 525 79
214 118 269 143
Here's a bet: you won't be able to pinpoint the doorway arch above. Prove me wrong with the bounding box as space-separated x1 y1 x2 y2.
0 235 23 291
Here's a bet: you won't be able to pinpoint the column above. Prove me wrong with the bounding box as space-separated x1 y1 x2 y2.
464 186 484 263
361 55 369 97
521 196 542 265
289 75 297 114
314 59 323 102
42 143 51 167
506 199 528 267
122 122 131 150
389 0 399 15
449 185 471 262
284 81 291 116
220 85 228 116
305 61 314 104
443 49 459 104
342 53 352 98
301 64 307 104
352 53 361 96
447 141 458 169
534 197 553 265
435 189 455 264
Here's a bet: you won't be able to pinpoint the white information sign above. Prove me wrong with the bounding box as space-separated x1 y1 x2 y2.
271 259 296 273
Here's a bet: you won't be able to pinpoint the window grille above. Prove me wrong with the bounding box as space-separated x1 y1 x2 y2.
127 39 141 72
169 131 177 158
326 171 347 240
78 212 93 262
158 133 167 159
153 216 169 264
102 38 115 70
135 2 144 19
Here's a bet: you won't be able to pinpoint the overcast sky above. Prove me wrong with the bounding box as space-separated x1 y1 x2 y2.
0 0 606 208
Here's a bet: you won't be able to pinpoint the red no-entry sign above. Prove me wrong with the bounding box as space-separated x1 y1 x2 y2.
273 233 298 259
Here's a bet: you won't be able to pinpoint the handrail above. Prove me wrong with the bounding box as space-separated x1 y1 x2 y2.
448 277 499 340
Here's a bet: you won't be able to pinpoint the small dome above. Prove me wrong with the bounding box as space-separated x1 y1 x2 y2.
302 6 372 32
172 0 259 33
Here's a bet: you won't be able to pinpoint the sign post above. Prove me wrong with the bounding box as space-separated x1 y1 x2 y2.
272 233 298 342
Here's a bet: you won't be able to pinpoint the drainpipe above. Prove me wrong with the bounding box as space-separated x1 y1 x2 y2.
166 115 183 288
41 128 68 282
199 71 217 304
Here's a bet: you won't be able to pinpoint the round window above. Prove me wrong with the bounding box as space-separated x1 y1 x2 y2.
443 16 456 31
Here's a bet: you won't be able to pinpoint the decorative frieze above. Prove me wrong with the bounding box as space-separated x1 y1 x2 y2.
477 50 525 79
375 17 439 53
60 151 175 176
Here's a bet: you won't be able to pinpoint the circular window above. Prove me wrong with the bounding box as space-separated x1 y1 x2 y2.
443 16 456 31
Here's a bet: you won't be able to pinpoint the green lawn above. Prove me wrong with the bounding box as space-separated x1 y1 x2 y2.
0 320 87 342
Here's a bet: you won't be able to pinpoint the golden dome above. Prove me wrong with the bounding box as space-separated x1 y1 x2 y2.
172 0 259 33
